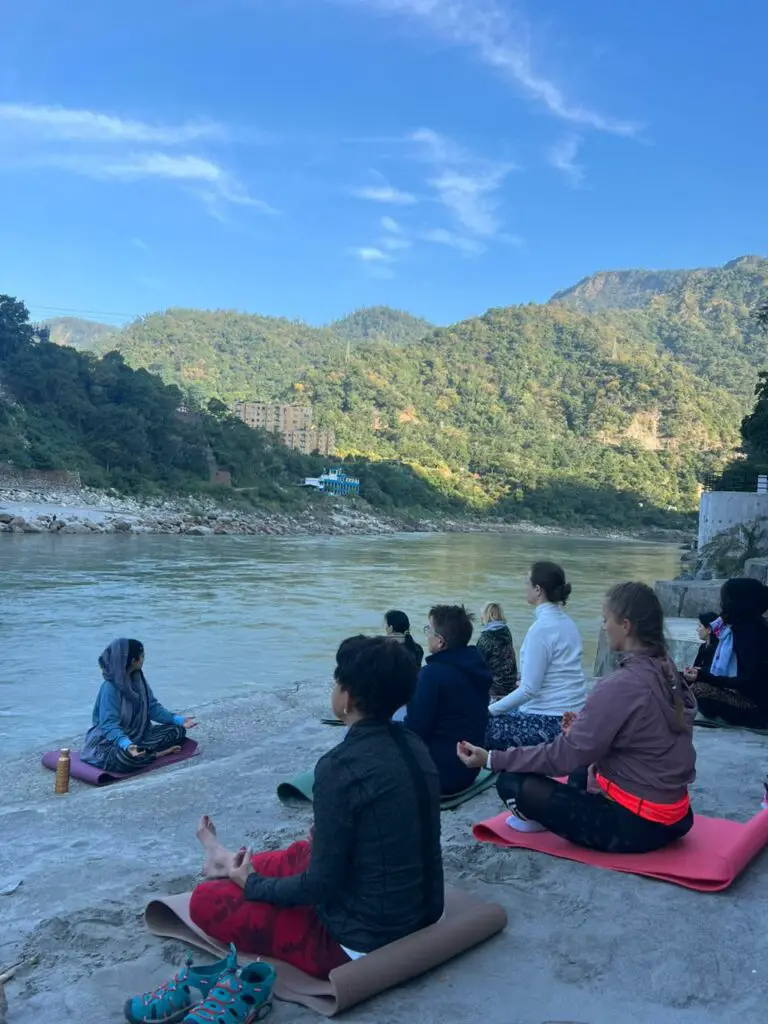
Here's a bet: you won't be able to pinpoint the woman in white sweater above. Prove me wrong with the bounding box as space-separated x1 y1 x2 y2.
485 561 587 750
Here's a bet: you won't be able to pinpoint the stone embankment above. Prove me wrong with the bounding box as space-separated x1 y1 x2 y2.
0 485 404 538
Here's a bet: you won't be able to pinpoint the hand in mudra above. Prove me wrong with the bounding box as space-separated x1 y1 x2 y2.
457 740 488 769
127 745 146 758
683 667 699 684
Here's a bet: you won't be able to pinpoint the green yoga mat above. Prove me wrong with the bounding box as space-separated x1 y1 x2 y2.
694 715 768 737
277 767 496 809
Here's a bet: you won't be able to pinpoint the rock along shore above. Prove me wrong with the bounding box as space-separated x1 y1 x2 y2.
0 483 692 543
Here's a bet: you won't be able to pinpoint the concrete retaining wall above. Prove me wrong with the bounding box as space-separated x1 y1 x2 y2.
654 578 725 619
745 558 768 585
594 618 700 678
698 491 768 548
0 463 81 490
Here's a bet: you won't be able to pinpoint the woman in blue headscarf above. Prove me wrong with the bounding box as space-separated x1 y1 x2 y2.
81 638 195 771
684 578 768 729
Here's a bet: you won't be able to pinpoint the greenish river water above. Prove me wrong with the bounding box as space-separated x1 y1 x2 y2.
0 532 681 755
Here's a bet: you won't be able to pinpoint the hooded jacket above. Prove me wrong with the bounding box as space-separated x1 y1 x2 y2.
476 623 518 697
405 646 492 795
699 577 768 710
490 652 697 804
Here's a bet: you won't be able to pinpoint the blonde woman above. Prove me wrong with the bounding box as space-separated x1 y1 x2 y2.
476 603 518 699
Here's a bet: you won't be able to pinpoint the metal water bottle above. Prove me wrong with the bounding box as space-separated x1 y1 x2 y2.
54 748 71 795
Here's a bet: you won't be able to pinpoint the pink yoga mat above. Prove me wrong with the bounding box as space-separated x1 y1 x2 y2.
41 739 199 786
472 809 768 891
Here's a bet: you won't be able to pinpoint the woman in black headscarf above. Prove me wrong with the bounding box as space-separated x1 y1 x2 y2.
684 578 768 728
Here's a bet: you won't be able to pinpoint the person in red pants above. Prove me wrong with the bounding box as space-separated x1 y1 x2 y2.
190 636 445 979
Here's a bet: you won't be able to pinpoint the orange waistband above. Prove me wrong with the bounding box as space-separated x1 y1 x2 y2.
595 772 690 825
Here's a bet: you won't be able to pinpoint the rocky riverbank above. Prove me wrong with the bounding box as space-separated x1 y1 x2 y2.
0 483 693 542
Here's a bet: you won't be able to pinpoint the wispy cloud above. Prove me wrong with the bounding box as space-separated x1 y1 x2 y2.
419 227 485 256
350 128 516 267
409 128 513 238
0 102 227 144
351 183 418 205
351 246 394 262
347 0 638 136
549 134 584 185
42 151 277 215
380 216 412 250
0 100 275 219
131 237 149 251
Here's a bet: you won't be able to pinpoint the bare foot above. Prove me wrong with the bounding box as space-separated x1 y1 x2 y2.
196 815 235 878
155 745 182 759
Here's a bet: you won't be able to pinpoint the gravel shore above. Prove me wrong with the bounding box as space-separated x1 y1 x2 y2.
0 483 692 544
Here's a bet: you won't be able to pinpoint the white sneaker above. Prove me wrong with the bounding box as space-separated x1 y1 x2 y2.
505 810 549 834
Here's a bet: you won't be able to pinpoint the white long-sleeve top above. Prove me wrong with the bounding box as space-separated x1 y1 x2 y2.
488 602 587 718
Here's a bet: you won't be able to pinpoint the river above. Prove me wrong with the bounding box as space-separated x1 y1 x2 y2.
0 532 682 755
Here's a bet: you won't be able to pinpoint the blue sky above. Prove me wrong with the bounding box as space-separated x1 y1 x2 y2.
0 0 766 327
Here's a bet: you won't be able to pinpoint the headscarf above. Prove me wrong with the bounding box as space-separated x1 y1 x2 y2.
710 578 768 689
720 578 768 626
98 638 150 739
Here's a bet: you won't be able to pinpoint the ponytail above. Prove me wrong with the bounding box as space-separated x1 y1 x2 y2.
605 582 689 733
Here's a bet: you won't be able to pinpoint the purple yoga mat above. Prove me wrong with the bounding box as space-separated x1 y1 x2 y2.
41 738 199 786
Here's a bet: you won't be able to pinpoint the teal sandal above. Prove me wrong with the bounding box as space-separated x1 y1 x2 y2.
183 961 276 1023
124 945 238 1024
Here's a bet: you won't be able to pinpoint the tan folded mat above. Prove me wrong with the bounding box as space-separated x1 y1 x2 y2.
145 886 507 1016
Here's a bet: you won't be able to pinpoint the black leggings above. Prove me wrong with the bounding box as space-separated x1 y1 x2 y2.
103 724 186 773
496 770 693 854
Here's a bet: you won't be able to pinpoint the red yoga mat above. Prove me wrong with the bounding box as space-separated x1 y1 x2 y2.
472 809 768 891
41 739 199 786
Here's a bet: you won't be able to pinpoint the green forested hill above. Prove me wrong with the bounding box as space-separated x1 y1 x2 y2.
12 257 768 526
330 306 432 346
44 316 117 351
89 296 752 519
0 297 442 510
551 256 768 395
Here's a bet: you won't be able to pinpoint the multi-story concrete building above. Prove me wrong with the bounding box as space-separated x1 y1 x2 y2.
282 428 336 457
232 402 335 456
232 402 313 433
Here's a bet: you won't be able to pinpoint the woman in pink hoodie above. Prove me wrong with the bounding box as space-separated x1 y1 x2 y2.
458 582 697 854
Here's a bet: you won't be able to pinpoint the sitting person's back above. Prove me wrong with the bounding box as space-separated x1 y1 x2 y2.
312 715 443 949
385 609 425 667
405 605 492 796
186 636 444 982
476 602 518 698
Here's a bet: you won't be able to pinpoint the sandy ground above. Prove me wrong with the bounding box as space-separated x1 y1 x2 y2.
1 677 766 1024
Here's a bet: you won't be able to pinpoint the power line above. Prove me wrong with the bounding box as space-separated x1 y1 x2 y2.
27 304 140 320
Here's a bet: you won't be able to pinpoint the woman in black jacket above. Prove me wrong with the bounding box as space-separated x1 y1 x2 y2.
188 637 444 978
692 611 719 674
385 609 424 666
685 578 768 729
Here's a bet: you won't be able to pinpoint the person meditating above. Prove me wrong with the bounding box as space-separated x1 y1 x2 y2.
404 605 492 796
459 583 696 854
684 578 768 730
81 639 194 772
476 602 518 699
190 636 444 978
485 562 586 751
